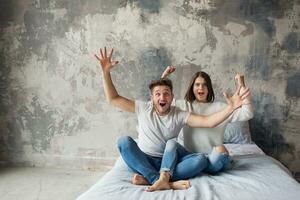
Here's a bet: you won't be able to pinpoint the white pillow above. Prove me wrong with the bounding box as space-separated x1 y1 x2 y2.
224 121 252 144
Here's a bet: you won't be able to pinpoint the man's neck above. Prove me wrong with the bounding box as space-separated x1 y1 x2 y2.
154 107 171 116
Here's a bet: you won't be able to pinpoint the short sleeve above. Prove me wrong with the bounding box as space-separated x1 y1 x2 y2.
175 107 191 126
135 100 150 116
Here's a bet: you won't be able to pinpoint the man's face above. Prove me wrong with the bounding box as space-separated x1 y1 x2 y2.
193 76 208 103
151 85 174 115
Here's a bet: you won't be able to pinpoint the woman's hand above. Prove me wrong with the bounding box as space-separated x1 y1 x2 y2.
234 74 245 87
161 66 176 79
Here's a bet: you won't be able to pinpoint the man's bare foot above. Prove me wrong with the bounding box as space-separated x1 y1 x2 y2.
145 179 171 192
132 174 150 185
170 180 191 190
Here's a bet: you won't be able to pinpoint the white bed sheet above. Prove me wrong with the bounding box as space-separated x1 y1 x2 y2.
77 144 300 200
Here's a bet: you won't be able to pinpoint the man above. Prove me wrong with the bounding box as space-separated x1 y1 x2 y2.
95 47 250 192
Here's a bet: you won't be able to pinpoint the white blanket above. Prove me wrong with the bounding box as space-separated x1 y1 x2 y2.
77 145 300 200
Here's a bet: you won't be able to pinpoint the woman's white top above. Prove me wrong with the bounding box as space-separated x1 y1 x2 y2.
174 100 253 153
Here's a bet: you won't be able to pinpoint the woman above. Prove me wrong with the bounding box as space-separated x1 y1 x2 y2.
161 66 253 173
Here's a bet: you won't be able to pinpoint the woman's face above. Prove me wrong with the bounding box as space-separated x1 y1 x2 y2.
193 76 208 103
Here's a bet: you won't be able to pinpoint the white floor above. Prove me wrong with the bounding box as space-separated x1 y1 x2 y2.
0 167 108 200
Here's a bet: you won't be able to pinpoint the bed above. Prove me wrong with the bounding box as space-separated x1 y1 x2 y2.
76 143 300 200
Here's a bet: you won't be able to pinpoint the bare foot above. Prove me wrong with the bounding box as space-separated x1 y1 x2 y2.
145 179 171 192
170 180 190 190
132 174 150 185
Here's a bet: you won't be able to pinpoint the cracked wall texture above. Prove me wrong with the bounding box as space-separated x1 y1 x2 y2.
0 0 299 176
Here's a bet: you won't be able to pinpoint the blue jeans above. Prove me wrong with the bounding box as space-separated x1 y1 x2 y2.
163 140 230 175
117 136 208 184
204 147 230 174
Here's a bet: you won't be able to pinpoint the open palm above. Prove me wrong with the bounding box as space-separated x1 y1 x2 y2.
95 47 119 72
224 85 250 110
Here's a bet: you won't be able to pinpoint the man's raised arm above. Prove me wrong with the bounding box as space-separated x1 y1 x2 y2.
187 85 251 128
95 47 135 113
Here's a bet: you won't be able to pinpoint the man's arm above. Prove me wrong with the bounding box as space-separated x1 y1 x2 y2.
95 47 135 113
187 85 250 128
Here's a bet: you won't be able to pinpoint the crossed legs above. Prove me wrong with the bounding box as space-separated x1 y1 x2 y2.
118 136 208 191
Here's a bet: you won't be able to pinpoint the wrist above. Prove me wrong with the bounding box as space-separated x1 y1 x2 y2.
227 105 235 113
102 69 110 75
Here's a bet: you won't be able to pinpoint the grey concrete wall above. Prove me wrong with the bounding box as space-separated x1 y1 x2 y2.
0 0 299 176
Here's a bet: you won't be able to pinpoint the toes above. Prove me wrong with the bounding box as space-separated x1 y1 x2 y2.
145 186 155 192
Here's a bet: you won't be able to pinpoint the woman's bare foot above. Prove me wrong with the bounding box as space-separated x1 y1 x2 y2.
170 180 191 190
145 179 171 192
132 174 150 185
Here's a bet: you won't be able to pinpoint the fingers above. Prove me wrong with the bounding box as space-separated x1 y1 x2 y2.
109 48 114 61
94 54 101 61
112 60 119 66
104 46 107 57
234 73 241 81
240 89 251 100
223 92 229 99
100 48 104 59
234 85 242 95
98 47 114 60
239 87 250 97
169 66 176 73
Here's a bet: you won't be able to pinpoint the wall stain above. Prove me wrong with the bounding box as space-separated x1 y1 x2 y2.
282 32 300 53
17 96 88 152
250 92 294 159
0 0 15 28
122 0 161 13
138 47 172 99
286 73 300 97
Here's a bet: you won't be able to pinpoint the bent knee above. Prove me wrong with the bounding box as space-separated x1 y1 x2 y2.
215 145 228 154
165 139 178 151
117 136 134 150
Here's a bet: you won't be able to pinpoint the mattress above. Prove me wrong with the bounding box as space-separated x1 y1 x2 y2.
77 144 300 200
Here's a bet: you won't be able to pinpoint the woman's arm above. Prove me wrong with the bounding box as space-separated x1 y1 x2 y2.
161 66 176 79
229 74 253 122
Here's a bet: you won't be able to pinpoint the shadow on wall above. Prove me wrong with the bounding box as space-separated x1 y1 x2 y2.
250 92 295 160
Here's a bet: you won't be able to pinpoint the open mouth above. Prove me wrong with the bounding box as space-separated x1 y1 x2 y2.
159 102 167 107
198 92 205 96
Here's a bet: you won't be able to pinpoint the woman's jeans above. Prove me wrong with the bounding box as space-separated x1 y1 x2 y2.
117 136 229 184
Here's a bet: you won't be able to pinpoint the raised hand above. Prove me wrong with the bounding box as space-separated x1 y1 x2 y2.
161 66 176 78
234 74 245 87
234 73 251 104
223 85 251 110
95 47 119 73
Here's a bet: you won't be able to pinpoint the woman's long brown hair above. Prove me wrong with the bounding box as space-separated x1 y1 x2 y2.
184 71 215 103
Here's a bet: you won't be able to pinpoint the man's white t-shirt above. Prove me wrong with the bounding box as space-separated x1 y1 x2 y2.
135 100 190 157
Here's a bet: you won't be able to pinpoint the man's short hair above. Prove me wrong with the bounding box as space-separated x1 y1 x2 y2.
148 78 173 93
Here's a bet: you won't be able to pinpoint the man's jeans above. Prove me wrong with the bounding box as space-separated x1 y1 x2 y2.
117 136 208 184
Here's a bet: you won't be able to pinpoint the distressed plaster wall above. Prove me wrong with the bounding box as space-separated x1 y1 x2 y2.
0 0 299 177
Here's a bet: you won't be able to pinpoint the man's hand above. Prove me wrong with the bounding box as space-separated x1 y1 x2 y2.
223 85 251 110
161 66 176 79
95 47 119 73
